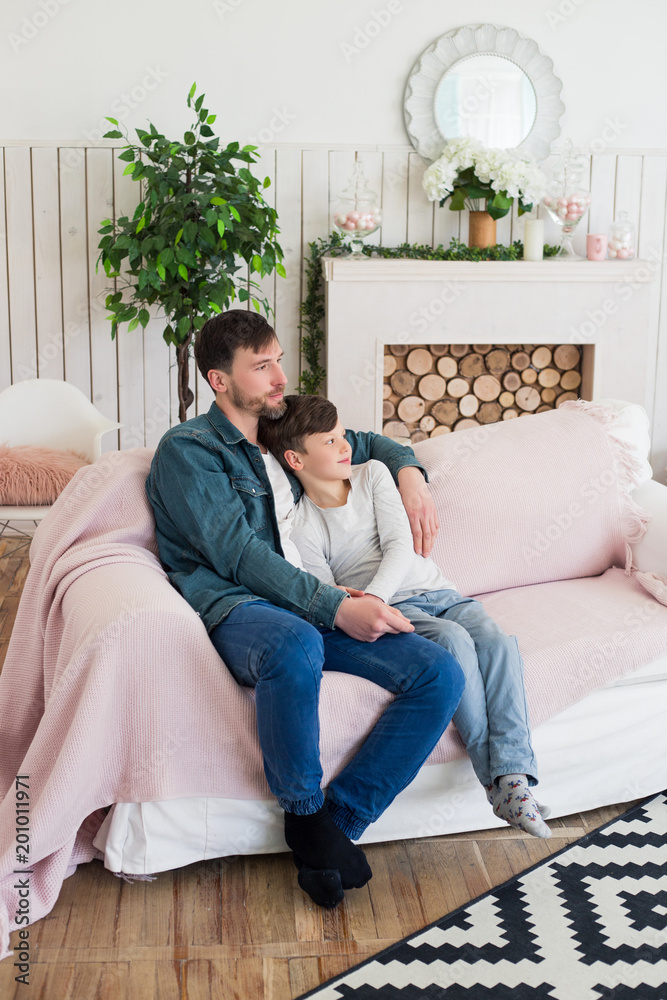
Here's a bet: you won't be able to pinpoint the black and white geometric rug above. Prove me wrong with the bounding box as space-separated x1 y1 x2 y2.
298 792 667 1000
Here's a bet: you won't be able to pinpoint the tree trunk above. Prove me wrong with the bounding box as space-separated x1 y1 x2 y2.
176 332 195 422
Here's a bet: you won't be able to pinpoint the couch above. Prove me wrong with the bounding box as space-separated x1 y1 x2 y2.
1 397 667 959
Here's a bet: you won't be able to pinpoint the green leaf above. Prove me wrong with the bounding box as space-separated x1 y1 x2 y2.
208 301 222 314
157 263 166 281
217 219 225 237
123 162 136 176
138 309 150 328
449 186 467 211
135 216 146 233
206 115 217 124
276 262 286 278
178 263 188 280
466 184 491 202
188 82 197 101
128 317 139 332
251 254 262 273
104 130 123 140
229 205 241 222
118 148 135 162
210 197 226 206
184 131 196 145
200 126 214 137
105 117 119 126
174 228 183 246
195 94 205 112
263 177 271 188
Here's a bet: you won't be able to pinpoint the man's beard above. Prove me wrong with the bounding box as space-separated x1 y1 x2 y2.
227 381 286 419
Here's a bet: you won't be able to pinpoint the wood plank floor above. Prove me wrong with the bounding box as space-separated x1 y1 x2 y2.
0 544 640 999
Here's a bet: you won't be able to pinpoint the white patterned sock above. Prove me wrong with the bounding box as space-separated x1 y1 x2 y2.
490 775 552 838
485 783 551 820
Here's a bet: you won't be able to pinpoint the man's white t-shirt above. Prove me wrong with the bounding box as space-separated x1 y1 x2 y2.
261 449 305 570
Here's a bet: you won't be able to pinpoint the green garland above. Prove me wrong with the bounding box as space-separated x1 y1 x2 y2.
298 233 559 396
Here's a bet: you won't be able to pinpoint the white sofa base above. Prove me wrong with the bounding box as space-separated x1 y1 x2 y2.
94 652 667 875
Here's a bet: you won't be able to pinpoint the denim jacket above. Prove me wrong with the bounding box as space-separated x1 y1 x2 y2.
146 401 428 633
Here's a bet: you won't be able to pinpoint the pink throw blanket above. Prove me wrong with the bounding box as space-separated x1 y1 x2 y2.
1 405 666 960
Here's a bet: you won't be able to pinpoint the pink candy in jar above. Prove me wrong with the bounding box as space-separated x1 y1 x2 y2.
334 210 381 232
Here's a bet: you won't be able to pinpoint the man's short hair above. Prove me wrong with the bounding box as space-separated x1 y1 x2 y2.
194 309 277 385
259 394 339 472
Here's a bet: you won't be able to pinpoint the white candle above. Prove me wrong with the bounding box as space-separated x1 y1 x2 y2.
523 219 544 261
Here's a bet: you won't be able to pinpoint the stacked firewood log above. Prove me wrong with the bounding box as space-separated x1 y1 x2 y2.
383 344 582 442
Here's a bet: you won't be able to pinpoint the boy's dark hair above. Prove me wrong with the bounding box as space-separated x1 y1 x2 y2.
194 309 277 385
258 394 339 473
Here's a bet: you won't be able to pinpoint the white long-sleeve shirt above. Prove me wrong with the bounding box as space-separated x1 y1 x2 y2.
290 459 455 604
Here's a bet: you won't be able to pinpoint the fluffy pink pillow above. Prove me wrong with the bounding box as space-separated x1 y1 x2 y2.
0 444 89 506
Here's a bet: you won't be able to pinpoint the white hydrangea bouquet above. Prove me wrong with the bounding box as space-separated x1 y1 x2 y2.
422 137 546 220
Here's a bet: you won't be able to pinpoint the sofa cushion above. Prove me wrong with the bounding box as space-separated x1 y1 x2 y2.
0 443 89 506
414 401 651 596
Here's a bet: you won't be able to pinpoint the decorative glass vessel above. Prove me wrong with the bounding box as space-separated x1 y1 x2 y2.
608 211 636 260
332 161 382 259
541 142 591 259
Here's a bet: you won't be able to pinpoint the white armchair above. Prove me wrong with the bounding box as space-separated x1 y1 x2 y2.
0 379 122 554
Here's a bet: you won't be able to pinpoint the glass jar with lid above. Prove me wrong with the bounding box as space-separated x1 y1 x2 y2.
608 211 636 260
332 160 382 258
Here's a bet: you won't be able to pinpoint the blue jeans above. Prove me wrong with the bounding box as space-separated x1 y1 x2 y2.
394 589 537 788
209 600 464 839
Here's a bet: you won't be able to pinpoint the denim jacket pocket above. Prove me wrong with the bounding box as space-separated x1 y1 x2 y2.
230 475 269 532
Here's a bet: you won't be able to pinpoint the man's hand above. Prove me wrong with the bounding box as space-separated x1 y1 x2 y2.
397 466 439 557
334 594 415 642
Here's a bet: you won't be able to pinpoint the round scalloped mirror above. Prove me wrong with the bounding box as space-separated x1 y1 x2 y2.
404 24 565 162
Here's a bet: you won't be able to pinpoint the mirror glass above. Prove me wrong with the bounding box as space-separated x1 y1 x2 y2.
434 54 537 149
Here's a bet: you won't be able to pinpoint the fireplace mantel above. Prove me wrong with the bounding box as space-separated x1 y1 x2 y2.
321 256 656 433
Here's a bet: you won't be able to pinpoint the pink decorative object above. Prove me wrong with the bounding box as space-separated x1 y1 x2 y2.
0 444 89 505
587 233 608 261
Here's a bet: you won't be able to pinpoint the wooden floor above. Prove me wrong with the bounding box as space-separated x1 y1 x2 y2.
0 544 639 1000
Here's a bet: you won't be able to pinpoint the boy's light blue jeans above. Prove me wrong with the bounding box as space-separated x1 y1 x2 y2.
209 599 465 839
393 588 538 788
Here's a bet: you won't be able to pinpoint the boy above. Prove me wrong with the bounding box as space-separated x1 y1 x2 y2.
259 394 551 839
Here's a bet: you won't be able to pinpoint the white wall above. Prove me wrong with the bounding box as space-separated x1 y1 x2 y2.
1 0 667 479
1 0 665 149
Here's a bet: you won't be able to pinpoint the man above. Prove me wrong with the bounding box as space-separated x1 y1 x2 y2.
146 309 464 908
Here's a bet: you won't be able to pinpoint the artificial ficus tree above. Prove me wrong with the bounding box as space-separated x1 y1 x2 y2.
97 83 285 421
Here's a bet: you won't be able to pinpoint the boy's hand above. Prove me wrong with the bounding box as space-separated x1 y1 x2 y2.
334 594 414 642
396 466 439 557
335 585 366 598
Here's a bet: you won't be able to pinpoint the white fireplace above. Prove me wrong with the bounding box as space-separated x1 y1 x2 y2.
322 258 656 435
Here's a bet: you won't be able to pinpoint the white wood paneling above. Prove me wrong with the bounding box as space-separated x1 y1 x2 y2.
406 152 433 246
5 147 37 383
380 149 410 248
59 149 91 397
273 147 302 393
0 141 666 481
0 151 12 390
32 147 65 382
87 148 119 436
